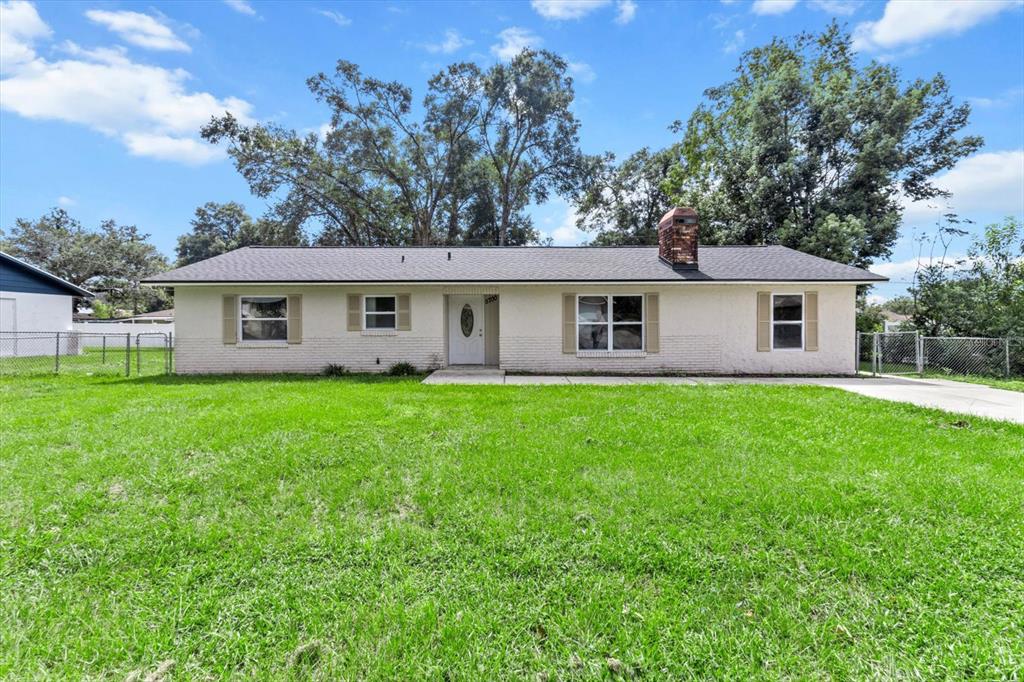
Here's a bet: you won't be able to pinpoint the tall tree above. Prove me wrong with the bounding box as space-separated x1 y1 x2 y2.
1 208 168 313
203 62 483 246
666 23 982 267
0 208 105 289
477 49 586 245
574 146 680 245
176 201 306 266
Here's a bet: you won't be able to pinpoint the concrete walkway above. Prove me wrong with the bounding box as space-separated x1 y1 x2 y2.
422 369 1024 424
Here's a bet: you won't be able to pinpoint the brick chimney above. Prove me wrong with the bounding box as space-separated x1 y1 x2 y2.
657 207 699 270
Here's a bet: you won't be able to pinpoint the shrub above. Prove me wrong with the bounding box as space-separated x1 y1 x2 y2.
322 363 349 377
386 362 418 376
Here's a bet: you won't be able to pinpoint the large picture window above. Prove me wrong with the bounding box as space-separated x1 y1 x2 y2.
240 296 288 341
364 295 397 330
772 294 803 350
577 295 643 351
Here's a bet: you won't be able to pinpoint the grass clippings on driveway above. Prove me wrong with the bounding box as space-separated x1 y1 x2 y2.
1 375 1022 679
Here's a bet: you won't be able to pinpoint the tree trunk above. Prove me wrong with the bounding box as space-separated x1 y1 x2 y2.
498 194 511 247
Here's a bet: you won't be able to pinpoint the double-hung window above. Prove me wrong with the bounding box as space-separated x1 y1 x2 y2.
364 295 397 330
240 296 288 342
577 295 643 351
771 294 803 350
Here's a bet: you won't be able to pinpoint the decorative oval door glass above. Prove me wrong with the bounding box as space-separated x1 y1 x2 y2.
460 304 474 337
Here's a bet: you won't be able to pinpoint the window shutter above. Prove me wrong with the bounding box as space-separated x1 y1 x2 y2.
804 291 818 351
347 294 361 331
222 295 237 345
287 295 302 344
756 291 771 352
562 293 575 354
644 292 659 353
397 294 411 331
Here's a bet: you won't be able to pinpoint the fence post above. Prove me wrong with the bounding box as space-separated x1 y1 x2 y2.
136 335 141 375
102 335 106 364
168 331 173 375
125 333 131 377
921 331 929 374
856 332 861 374
54 332 60 374
873 333 879 375
1006 338 1011 378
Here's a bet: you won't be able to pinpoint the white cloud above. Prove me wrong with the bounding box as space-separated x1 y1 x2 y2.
422 29 472 54
0 16 254 166
967 86 1024 109
871 254 969 281
853 1 1019 52
531 0 611 20
751 0 799 15
491 27 541 60
122 132 224 164
316 9 352 27
0 1 52 72
866 293 888 305
223 0 256 16
808 0 862 15
724 29 746 53
902 150 1024 225
551 210 585 244
57 195 76 207
568 61 596 83
85 9 191 52
615 0 637 24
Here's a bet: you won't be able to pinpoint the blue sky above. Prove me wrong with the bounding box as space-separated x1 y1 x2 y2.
1 0 1022 300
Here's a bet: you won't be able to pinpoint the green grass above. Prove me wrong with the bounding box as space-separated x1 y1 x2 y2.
921 372 1024 393
0 347 170 378
2 375 1022 679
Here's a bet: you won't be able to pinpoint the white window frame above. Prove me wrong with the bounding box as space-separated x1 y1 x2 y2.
238 295 288 344
575 293 645 353
363 294 397 331
770 292 804 351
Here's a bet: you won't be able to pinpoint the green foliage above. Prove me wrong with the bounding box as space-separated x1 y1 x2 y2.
478 50 585 245
664 23 982 267
574 146 681 245
910 216 1024 337
1 208 169 313
175 202 306 266
203 51 583 247
1 375 1021 677
385 361 418 376
89 300 116 320
856 300 885 333
883 295 915 315
322 363 350 377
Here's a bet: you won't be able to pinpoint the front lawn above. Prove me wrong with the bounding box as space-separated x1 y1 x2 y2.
923 372 1024 393
1 375 1022 679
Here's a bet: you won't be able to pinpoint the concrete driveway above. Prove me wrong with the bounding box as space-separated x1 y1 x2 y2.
423 369 1024 424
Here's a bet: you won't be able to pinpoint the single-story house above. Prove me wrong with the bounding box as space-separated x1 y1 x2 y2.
143 208 886 375
1 251 93 356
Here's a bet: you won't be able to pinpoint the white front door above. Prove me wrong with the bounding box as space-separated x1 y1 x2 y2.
449 295 485 365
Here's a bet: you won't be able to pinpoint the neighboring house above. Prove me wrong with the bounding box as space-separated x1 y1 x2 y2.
1 252 93 355
143 208 887 375
75 308 174 323
882 311 913 333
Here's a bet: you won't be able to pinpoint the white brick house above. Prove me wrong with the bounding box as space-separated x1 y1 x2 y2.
145 209 886 375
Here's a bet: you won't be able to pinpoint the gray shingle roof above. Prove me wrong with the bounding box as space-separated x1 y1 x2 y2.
144 246 887 284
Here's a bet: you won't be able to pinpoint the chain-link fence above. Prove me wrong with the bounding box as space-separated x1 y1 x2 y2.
0 331 173 377
858 332 1022 378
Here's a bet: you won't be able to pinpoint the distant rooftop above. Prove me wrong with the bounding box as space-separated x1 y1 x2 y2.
144 245 887 284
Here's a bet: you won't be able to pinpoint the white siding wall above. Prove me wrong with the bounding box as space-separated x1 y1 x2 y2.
0 290 73 332
174 285 445 374
498 284 857 375
173 282 858 375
